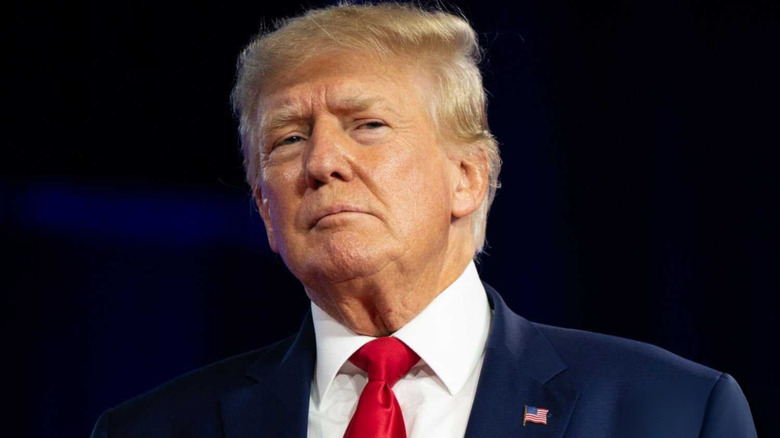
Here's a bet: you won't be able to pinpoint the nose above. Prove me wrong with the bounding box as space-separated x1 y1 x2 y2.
304 120 354 190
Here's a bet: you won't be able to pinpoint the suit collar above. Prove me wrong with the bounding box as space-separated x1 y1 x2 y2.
483 284 568 384
464 284 580 437
221 312 315 438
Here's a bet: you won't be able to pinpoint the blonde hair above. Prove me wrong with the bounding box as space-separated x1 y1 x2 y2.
232 2 501 254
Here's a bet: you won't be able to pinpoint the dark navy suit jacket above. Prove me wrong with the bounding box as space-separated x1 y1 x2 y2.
92 285 757 437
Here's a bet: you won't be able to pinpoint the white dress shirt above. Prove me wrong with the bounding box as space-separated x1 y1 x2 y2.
307 261 492 438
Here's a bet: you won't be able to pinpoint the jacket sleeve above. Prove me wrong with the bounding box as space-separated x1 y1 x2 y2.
91 409 110 438
698 373 757 438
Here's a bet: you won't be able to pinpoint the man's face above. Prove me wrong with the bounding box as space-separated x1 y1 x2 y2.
255 53 461 289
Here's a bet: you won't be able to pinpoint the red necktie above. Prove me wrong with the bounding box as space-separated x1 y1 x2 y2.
343 337 420 438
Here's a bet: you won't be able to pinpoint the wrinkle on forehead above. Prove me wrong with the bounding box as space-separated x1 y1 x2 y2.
257 52 417 122
259 86 406 136
261 95 373 129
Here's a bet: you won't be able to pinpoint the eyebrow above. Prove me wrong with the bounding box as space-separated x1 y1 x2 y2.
259 94 400 135
259 100 308 135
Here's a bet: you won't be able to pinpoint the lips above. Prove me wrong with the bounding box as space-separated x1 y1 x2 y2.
308 203 370 228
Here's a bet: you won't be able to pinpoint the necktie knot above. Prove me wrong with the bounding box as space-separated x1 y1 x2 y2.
349 337 420 386
344 337 419 438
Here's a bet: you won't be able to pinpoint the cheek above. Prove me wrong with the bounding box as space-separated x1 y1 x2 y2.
409 143 452 197
263 168 305 226
381 149 453 228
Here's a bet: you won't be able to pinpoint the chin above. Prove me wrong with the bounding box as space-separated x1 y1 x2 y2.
286 232 400 285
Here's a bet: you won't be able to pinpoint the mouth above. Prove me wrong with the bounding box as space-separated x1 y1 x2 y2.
309 204 370 228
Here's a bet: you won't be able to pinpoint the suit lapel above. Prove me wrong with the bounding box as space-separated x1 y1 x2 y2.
465 285 579 437
221 312 315 438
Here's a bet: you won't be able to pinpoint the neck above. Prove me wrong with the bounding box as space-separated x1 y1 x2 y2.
304 239 474 336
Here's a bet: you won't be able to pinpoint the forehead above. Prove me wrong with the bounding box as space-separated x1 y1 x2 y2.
258 52 430 122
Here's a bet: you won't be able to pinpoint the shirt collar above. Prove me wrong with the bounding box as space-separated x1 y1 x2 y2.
311 261 491 403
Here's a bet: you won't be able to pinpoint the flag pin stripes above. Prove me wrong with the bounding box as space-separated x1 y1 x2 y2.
523 405 549 426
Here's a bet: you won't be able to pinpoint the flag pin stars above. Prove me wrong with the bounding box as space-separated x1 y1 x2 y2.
523 405 549 426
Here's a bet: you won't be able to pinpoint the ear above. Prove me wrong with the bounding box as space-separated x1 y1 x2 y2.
449 146 489 219
253 185 279 253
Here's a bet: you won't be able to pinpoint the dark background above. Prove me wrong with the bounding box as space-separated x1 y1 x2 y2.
4 0 778 436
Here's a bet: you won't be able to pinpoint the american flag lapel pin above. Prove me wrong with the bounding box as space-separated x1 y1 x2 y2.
523 405 549 426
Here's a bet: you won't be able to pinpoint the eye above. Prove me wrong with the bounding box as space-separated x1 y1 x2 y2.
276 135 306 147
351 119 390 145
357 121 386 130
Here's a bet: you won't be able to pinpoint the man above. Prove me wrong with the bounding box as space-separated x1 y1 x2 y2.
92 3 756 437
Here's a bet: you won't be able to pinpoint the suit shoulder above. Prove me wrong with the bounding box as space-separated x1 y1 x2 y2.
533 322 721 384
97 335 295 436
527 323 756 436
126 335 293 405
